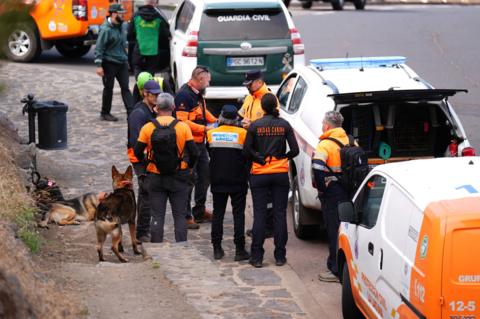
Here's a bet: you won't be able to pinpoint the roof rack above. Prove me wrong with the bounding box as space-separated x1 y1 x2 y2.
310 56 406 71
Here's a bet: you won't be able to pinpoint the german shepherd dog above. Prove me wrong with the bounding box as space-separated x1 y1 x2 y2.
38 192 106 227
95 165 146 263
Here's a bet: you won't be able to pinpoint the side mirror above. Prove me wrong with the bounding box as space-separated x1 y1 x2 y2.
338 201 358 224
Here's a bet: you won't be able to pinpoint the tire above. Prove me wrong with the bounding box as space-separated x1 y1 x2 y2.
331 0 344 10
301 0 313 9
342 265 364 319
55 42 91 58
354 0 366 9
283 0 291 7
4 23 41 62
290 177 315 239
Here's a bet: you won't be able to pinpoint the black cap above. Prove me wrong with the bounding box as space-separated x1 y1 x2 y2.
109 3 126 13
221 104 238 120
243 70 263 86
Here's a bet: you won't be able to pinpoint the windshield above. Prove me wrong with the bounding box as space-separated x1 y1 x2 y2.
199 9 290 41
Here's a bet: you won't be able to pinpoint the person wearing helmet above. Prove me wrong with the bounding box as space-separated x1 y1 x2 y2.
127 79 162 242
133 71 173 105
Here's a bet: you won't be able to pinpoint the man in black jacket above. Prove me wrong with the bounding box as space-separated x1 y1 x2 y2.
127 0 171 78
206 105 250 261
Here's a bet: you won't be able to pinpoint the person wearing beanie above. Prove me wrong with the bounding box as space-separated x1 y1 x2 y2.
242 93 299 268
132 71 174 106
206 105 249 261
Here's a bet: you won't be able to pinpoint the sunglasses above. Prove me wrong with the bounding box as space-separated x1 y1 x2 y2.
192 65 210 78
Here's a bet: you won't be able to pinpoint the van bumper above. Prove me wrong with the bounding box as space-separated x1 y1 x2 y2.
205 85 279 100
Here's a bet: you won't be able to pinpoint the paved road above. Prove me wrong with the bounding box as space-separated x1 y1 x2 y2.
6 5 480 319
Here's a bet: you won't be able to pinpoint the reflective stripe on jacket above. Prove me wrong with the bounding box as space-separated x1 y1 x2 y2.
238 83 270 122
313 127 349 173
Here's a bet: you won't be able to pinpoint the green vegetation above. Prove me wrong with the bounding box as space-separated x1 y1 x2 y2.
15 206 41 253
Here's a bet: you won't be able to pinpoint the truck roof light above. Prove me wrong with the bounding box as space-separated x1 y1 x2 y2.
310 56 407 71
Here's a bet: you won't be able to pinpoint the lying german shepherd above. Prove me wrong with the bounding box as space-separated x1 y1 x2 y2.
95 165 146 263
38 192 106 227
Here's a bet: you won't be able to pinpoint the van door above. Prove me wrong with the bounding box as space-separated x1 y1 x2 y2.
351 174 388 317
441 197 480 319
197 5 292 87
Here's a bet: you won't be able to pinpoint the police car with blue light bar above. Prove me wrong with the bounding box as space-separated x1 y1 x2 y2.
276 56 475 239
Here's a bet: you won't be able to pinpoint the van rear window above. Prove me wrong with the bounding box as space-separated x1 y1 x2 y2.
199 9 290 41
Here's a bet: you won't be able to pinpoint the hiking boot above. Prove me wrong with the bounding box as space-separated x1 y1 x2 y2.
137 234 151 243
100 113 118 122
186 217 200 230
318 270 340 283
246 229 273 239
195 209 213 223
275 258 287 267
234 249 250 261
249 259 263 268
213 245 224 260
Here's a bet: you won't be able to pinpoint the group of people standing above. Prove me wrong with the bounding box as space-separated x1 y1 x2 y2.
95 2 350 277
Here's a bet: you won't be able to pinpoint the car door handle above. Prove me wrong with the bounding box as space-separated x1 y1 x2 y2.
368 242 374 255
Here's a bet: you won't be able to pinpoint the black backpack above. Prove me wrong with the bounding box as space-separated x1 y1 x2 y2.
150 119 180 175
324 136 370 197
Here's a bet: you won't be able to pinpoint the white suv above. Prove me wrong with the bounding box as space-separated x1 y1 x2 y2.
276 56 475 238
169 0 305 110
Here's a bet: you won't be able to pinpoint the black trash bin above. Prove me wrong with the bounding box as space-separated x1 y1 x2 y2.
33 100 68 150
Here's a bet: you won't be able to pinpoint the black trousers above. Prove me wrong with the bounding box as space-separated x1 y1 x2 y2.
211 191 247 248
133 163 150 237
188 143 210 219
250 173 289 262
321 181 348 275
101 61 133 115
148 172 189 243
133 54 160 79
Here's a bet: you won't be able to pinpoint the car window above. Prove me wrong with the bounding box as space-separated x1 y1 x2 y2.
354 174 386 229
288 76 307 113
277 74 297 111
198 8 290 41
175 1 195 33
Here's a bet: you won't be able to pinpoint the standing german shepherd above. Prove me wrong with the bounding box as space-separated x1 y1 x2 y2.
38 192 106 227
95 165 146 263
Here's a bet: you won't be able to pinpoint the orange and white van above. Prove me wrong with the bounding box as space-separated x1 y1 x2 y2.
3 0 132 62
337 157 480 319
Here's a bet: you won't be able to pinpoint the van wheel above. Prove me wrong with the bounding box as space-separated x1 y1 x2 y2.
56 43 91 58
290 178 315 239
4 23 41 62
331 0 345 10
301 0 313 9
342 265 364 319
353 0 366 9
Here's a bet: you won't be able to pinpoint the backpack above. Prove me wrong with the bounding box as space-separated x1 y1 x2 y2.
324 136 370 196
150 119 180 175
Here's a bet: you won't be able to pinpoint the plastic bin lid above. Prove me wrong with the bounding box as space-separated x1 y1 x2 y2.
33 100 68 112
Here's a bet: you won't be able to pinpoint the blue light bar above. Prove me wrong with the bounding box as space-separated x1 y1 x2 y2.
310 56 407 70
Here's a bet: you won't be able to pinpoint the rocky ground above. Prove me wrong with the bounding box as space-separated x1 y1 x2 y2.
0 62 318 318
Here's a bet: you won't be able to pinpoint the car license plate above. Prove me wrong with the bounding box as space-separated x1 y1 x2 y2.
227 57 264 67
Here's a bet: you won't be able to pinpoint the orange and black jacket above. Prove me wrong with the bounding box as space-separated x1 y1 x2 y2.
174 82 217 143
242 115 299 175
206 124 249 193
127 101 156 163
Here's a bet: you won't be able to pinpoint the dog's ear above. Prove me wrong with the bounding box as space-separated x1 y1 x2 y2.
112 165 119 178
125 165 133 180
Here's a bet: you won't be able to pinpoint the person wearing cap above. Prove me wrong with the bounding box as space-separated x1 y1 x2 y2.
132 71 173 106
134 93 198 243
127 79 162 242
94 3 133 122
127 0 171 78
206 105 250 261
174 66 217 225
239 70 280 239
242 93 299 268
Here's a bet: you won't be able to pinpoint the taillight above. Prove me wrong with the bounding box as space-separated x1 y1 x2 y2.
448 140 458 157
462 147 476 157
290 28 304 55
182 31 198 57
72 0 88 21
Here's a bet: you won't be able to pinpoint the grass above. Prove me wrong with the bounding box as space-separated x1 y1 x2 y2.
15 206 42 253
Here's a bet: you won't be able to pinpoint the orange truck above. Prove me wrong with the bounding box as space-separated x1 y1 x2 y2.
3 0 132 62
337 157 480 319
